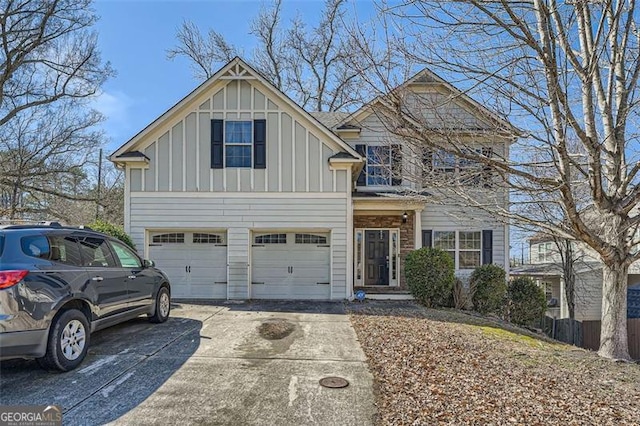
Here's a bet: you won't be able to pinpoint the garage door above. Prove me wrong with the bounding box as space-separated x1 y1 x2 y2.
251 232 330 300
149 231 227 299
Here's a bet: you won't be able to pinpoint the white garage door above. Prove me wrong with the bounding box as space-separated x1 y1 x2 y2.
251 232 330 300
149 231 227 299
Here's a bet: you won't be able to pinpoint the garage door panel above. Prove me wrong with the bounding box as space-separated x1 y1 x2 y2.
150 232 227 300
251 232 330 300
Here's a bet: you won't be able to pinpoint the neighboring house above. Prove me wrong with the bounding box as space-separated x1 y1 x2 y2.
109 57 512 301
512 234 640 320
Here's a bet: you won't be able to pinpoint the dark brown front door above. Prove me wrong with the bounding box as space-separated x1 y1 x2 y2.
365 230 389 285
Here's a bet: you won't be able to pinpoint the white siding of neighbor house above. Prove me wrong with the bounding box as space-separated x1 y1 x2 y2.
420 203 508 273
125 79 345 195
129 194 349 300
573 269 605 321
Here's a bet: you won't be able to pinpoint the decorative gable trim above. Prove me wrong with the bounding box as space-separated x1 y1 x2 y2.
110 57 362 163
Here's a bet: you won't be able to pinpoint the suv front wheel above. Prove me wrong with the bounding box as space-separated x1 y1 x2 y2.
37 309 90 372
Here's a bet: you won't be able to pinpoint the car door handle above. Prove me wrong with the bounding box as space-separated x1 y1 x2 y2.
91 276 104 282
128 275 137 279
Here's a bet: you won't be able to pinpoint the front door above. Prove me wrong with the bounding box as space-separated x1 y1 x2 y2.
365 230 389 285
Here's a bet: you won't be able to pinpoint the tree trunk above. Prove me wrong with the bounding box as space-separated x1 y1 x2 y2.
598 261 630 360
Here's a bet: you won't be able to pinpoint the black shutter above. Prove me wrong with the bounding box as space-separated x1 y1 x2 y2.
211 119 224 169
356 144 366 186
422 230 432 248
422 149 433 182
482 147 493 188
253 119 266 169
391 144 402 186
482 230 493 264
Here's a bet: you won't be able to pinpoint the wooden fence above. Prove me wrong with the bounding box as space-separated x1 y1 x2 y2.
582 319 640 359
545 317 640 359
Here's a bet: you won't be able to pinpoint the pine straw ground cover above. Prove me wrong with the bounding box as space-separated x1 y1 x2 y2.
347 302 640 425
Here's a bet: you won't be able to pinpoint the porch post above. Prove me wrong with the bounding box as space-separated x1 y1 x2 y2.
414 208 423 249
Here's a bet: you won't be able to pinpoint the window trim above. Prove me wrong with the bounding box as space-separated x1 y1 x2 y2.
365 145 392 186
432 230 483 270
254 233 287 244
295 233 328 244
224 120 253 168
152 233 185 244
193 233 224 244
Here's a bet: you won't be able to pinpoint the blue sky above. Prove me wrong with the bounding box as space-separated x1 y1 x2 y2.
92 0 377 152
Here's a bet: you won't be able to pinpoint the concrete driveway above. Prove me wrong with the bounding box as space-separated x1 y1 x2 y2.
0 302 375 425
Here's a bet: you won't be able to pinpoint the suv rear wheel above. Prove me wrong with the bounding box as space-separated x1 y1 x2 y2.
37 309 90 372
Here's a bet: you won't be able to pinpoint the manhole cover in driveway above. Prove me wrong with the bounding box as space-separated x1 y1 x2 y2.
319 376 349 388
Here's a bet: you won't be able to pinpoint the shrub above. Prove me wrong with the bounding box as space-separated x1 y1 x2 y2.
507 277 547 326
88 220 136 250
405 248 455 307
453 277 472 310
470 264 507 314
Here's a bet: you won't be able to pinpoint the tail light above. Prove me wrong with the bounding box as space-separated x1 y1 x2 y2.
0 270 28 289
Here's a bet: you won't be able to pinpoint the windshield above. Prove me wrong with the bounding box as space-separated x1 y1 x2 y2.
0 234 4 257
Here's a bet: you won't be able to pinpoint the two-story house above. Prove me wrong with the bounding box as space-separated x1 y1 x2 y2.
109 57 512 301
512 234 640 320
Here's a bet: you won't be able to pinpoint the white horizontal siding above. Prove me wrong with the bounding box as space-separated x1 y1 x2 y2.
129 195 349 300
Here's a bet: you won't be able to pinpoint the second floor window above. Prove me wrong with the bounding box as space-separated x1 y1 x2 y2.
367 146 392 185
356 144 402 187
225 121 252 167
537 242 554 262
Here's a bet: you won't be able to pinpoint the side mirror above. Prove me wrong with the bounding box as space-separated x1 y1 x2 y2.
143 259 155 268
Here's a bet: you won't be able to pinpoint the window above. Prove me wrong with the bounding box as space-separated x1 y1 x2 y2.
21 235 82 266
78 237 118 267
109 240 142 268
366 146 391 185
537 242 554 262
225 121 252 167
152 233 184 244
295 234 327 244
458 231 481 269
433 231 456 260
432 230 482 269
255 233 287 244
356 144 401 187
21 235 50 259
193 233 223 244
425 148 493 187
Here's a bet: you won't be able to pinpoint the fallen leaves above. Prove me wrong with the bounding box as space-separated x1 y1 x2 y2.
348 302 640 426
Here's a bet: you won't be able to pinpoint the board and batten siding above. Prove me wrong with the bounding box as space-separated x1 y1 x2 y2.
420 204 508 272
129 194 349 300
126 79 346 195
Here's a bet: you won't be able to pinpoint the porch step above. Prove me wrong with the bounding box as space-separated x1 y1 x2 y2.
354 286 411 295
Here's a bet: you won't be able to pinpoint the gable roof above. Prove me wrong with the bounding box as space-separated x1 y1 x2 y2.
110 57 362 162
331 67 520 136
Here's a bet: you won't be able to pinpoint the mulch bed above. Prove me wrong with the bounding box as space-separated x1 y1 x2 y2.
348 302 640 425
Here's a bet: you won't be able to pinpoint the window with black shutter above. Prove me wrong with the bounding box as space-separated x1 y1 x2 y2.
210 119 267 169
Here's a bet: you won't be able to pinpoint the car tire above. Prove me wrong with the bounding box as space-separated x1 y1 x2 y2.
37 309 90 372
149 286 170 324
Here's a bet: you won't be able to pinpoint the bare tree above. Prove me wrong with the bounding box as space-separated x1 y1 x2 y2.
167 0 367 111
0 0 113 127
0 101 104 219
350 1 640 360
0 0 113 222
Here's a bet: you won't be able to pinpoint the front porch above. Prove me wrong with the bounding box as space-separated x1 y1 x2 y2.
352 194 424 296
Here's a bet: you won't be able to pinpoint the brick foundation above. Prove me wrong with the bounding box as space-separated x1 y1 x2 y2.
354 213 415 288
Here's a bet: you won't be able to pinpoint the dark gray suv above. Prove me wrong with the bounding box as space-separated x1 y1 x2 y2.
0 224 171 371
